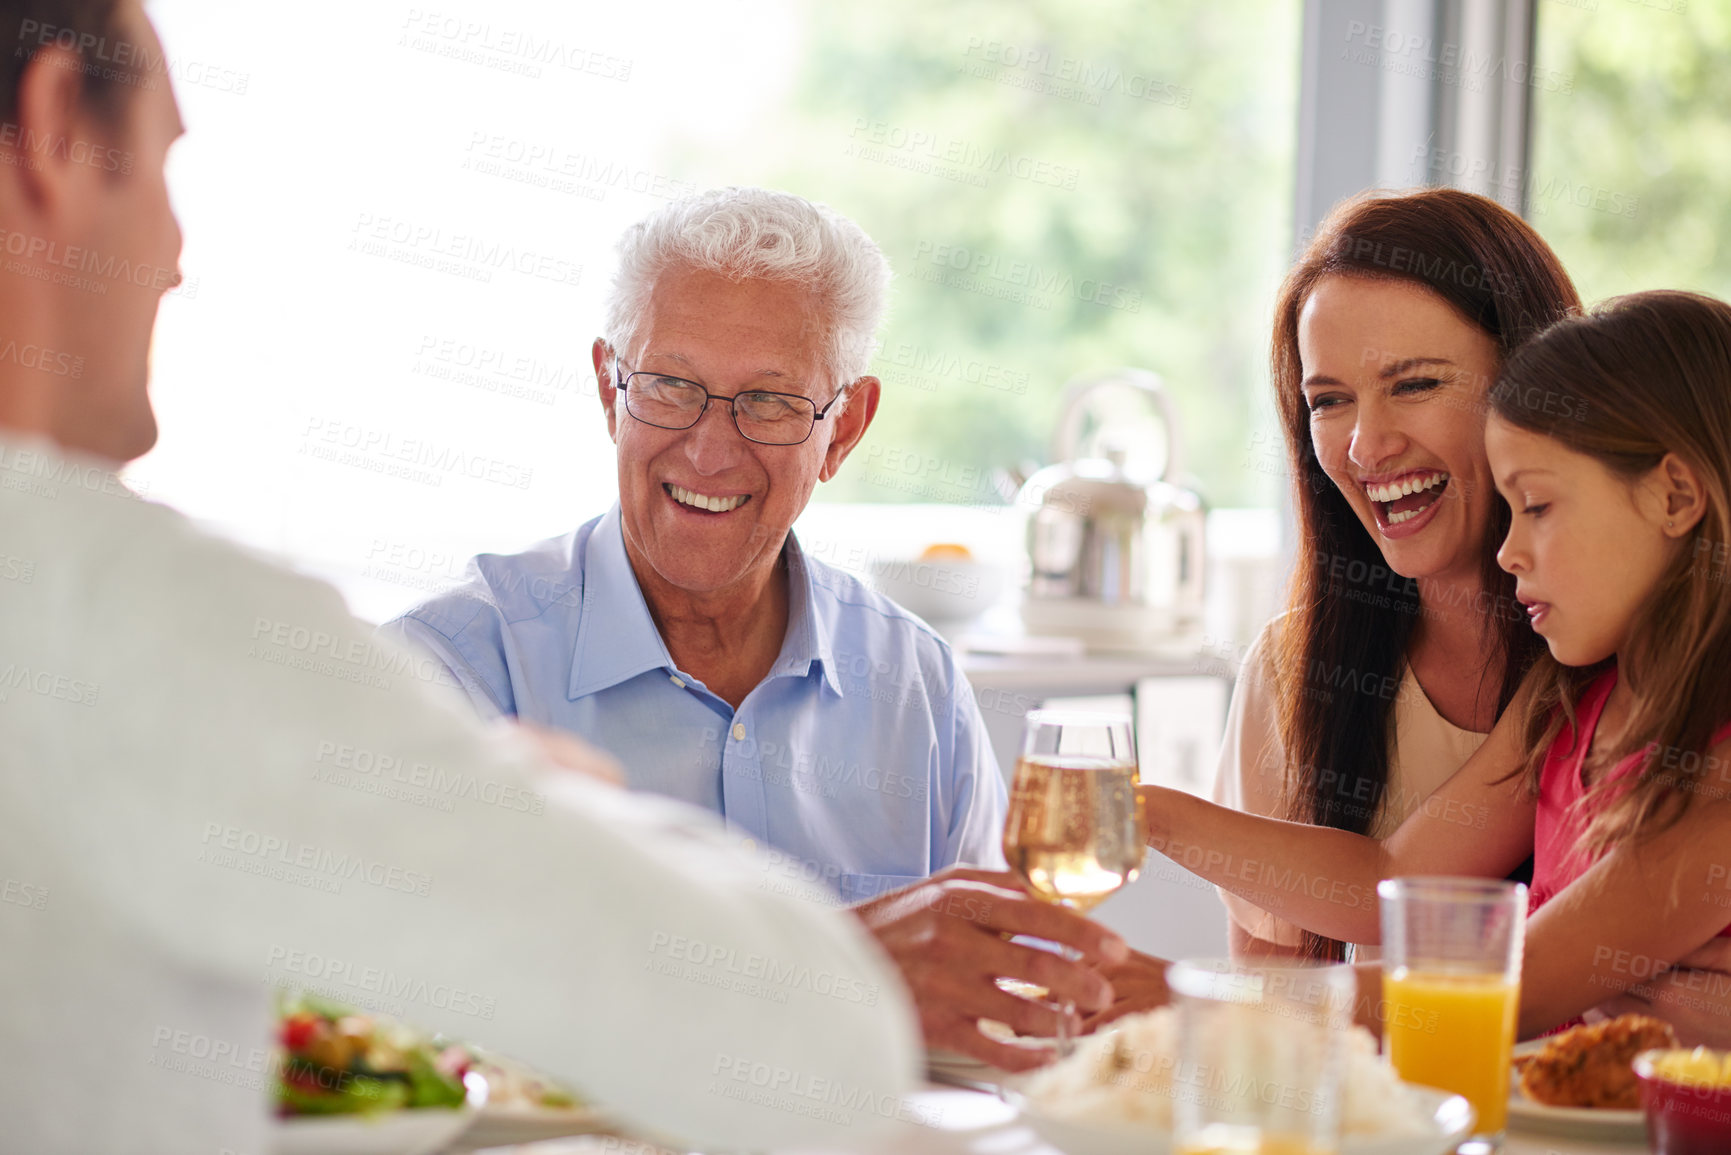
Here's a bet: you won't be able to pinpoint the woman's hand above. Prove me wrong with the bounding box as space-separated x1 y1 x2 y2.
1082 949 1173 1032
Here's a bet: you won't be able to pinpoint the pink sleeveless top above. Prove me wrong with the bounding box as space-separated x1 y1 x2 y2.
1528 666 1731 937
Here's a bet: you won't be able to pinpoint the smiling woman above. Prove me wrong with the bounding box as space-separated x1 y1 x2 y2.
1215 188 1581 962
1300 276 1502 558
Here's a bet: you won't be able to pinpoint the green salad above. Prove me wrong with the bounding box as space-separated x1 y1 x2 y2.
273 991 584 1117
273 993 468 1116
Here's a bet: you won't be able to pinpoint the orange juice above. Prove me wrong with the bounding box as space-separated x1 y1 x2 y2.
1382 969 1518 1133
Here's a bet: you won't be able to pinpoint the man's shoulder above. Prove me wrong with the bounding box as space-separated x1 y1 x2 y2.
2 446 322 614
2 448 397 698
395 520 595 644
800 551 966 682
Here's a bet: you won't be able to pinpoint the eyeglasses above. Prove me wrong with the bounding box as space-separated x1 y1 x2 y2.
613 359 846 446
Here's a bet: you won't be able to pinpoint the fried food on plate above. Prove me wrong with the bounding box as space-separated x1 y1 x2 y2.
1517 1013 1677 1109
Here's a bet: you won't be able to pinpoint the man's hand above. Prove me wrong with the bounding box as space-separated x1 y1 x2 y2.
852 867 1129 1072
1083 949 1173 1033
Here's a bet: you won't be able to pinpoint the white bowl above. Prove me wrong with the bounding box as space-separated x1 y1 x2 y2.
1009 1084 1474 1155
867 557 1005 623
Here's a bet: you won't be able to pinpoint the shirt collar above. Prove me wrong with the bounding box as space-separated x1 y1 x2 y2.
779 531 843 698
568 505 679 699
567 506 843 700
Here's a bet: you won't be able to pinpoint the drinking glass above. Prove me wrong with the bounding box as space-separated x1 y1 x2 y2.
1001 708 1144 1055
1378 876 1526 1148
1168 959 1355 1155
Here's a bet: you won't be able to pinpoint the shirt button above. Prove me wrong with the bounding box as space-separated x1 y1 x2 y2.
731 722 746 741
670 675 685 688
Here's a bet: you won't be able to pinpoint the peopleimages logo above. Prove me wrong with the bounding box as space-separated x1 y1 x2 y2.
312 740 546 815
0 122 131 174
247 616 464 693
399 9 633 81
646 934 881 1009
198 822 434 897
300 417 535 490
0 225 180 291
17 19 251 94
266 946 498 1019
0 663 100 707
710 1054 943 1127
348 213 582 289
0 442 146 501
909 239 1141 312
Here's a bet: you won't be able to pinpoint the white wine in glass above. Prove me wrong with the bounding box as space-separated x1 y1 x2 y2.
1001 709 1145 1053
1004 752 1145 912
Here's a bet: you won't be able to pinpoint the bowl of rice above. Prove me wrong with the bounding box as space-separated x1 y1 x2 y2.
1011 1007 1473 1155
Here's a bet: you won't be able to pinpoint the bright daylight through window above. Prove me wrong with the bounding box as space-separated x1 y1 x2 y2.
132 0 1298 624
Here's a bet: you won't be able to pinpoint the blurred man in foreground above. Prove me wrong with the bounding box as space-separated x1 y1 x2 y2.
0 4 928 1151
0 7 1125 1153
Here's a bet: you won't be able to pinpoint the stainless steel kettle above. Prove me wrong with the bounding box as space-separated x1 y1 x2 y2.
1015 369 1206 649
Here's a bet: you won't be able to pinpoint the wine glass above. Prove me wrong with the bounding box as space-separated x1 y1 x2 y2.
1001 708 1145 1056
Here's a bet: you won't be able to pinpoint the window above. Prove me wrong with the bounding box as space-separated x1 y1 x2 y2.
133 1 1297 622
1529 0 1731 302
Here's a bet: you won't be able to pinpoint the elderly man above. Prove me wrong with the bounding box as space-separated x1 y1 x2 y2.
391 188 1122 1068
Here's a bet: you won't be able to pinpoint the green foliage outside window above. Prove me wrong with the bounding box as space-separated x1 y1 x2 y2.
668 0 1299 508
1531 1 1731 304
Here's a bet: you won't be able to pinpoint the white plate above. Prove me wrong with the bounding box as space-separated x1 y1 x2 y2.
272 1072 622 1155
271 1073 485 1155
451 1103 617 1151
1505 1039 1648 1141
1009 1085 1474 1155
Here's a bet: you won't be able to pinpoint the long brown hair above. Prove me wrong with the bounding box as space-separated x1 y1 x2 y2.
1491 291 1731 853
1268 189 1580 959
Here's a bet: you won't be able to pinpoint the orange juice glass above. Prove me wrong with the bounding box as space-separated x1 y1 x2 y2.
1378 877 1527 1146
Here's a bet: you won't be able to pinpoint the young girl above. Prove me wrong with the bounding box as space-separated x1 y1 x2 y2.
1132 290 1731 1043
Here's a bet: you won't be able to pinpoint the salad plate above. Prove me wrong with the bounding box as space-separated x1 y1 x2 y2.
453 1102 618 1151
269 992 616 1154
272 1072 483 1155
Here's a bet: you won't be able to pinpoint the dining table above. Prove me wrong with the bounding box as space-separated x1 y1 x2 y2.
450 1081 1652 1155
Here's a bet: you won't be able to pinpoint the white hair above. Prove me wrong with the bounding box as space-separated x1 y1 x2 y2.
602 186 891 390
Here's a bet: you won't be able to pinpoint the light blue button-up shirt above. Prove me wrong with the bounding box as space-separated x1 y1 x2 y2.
386 505 1008 902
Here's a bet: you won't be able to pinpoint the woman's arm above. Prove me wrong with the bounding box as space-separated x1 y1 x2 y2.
1143 678 1538 943
1586 938 1731 1047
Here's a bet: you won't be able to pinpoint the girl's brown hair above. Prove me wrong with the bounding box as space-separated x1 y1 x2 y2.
1268 188 1580 959
1490 290 1731 852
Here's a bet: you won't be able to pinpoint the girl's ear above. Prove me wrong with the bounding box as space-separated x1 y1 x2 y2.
1651 452 1709 537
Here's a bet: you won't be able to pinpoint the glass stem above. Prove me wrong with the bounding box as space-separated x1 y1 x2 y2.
1053 943 1082 1058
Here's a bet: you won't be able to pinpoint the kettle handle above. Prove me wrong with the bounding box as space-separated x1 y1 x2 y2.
1052 368 1182 482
